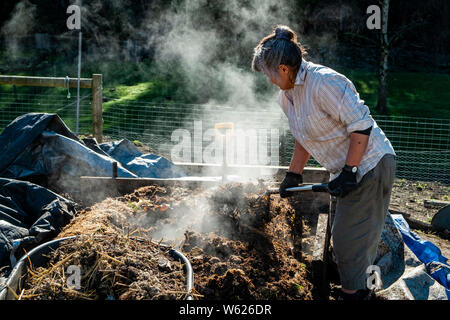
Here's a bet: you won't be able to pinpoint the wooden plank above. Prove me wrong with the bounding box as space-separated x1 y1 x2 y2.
81 176 222 187
389 208 433 231
77 164 329 206
389 208 450 239
424 199 450 209
0 75 92 89
173 162 329 183
292 191 330 214
311 211 331 299
312 212 330 262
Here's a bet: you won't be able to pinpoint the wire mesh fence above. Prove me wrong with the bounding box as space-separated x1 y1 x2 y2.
0 90 449 184
102 100 450 184
102 100 286 166
0 88 93 135
375 116 450 183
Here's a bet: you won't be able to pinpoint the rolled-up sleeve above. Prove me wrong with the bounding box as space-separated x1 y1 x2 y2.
318 74 373 134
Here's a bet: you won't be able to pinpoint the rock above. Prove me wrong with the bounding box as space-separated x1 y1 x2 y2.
158 257 171 271
431 204 450 232
376 242 448 300
374 212 405 289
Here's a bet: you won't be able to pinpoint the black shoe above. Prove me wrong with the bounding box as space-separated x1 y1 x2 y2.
338 289 373 301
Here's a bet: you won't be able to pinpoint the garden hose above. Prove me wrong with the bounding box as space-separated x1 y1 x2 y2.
169 248 194 300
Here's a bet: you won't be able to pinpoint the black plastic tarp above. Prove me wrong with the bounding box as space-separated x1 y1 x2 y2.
0 113 136 188
98 139 186 178
0 178 75 268
0 113 185 193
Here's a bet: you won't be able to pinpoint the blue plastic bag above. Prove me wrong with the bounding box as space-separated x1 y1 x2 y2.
392 214 450 299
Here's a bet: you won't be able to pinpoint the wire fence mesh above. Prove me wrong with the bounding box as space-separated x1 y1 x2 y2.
0 90 449 184
0 88 93 135
102 100 286 166
102 100 450 184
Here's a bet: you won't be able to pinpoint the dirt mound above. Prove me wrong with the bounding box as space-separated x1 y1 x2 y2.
21 234 187 300
23 182 314 300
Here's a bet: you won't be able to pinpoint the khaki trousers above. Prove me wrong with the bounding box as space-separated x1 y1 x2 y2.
331 153 396 290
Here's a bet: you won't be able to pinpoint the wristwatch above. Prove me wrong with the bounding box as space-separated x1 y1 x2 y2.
343 164 358 174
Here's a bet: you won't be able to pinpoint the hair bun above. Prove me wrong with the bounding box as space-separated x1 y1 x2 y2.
275 25 294 41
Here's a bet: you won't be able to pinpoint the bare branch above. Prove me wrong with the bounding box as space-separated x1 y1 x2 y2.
389 19 430 46
342 32 378 46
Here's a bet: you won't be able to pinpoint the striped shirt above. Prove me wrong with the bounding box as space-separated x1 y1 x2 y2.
278 59 395 182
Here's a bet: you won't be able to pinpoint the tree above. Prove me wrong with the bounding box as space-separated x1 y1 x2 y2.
377 0 390 114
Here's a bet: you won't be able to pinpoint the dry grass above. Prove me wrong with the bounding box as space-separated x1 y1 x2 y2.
21 233 187 300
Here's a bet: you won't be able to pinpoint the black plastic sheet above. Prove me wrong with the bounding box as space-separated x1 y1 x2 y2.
0 113 137 190
0 113 185 193
0 178 75 267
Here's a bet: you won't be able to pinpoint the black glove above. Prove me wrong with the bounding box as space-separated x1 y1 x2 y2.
328 165 358 198
279 171 303 198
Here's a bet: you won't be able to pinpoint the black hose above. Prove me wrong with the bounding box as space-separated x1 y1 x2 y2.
169 248 194 300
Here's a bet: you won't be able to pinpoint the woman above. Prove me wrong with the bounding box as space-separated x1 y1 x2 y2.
252 25 396 300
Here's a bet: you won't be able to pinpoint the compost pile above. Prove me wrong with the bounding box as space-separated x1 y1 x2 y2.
180 183 313 299
20 234 187 300
23 182 314 300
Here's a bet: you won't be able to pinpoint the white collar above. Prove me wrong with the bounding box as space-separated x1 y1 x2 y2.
294 59 308 85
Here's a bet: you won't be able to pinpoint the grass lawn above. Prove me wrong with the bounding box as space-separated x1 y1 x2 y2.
341 69 450 119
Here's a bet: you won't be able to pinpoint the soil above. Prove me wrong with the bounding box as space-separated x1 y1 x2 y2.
390 179 450 258
390 179 449 224
180 183 312 300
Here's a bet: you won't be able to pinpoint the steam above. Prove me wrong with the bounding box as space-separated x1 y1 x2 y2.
119 183 268 252
142 0 303 172
1 0 311 185
1 0 37 59
150 0 295 106
121 187 226 247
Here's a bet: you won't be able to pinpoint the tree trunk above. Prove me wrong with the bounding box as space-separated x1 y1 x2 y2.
377 0 390 114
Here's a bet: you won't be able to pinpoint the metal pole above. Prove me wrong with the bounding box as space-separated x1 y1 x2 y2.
76 31 82 135
222 134 227 183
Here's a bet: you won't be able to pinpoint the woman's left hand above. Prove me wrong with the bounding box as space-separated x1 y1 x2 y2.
328 168 358 197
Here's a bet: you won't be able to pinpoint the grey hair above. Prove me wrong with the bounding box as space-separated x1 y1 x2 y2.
252 25 306 81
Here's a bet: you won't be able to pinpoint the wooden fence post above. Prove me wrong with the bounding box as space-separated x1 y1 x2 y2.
92 74 103 143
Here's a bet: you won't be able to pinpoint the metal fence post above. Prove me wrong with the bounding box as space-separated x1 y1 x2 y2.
92 74 103 143
280 129 286 166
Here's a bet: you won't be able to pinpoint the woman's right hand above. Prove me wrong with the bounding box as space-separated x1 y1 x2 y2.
279 171 303 198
